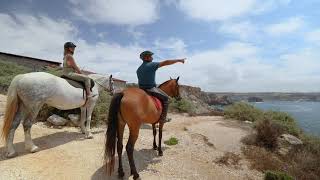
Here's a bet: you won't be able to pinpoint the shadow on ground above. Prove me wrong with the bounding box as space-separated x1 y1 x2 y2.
0 130 89 161
91 147 167 180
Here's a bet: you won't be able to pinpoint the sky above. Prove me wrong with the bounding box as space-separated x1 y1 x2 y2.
0 0 320 92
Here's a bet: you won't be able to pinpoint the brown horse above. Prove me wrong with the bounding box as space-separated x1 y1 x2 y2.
104 77 181 179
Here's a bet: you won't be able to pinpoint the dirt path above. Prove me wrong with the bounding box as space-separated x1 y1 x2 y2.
0 95 262 180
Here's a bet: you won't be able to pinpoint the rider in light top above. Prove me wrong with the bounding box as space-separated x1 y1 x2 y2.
62 42 93 99
136 50 185 123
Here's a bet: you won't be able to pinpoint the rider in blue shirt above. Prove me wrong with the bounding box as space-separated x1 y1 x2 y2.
137 51 185 123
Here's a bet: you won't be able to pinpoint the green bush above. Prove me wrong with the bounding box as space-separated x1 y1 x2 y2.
265 171 294 180
256 118 283 150
224 102 264 122
169 98 194 113
263 111 301 137
0 60 32 93
164 137 179 146
91 90 112 126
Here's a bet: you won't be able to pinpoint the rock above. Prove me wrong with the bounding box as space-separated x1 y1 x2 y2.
68 114 80 126
244 121 252 124
279 134 303 146
277 134 303 156
47 114 68 126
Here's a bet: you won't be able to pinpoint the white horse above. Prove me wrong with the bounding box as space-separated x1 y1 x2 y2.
1 72 114 158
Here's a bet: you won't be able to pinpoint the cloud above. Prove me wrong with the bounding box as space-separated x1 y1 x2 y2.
305 29 320 45
153 37 187 58
218 21 257 40
1 13 319 92
176 0 256 21
174 0 291 21
265 17 304 36
69 0 159 26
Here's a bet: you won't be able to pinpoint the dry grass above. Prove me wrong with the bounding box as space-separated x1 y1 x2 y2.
255 119 283 150
215 152 241 167
242 146 284 172
242 140 320 180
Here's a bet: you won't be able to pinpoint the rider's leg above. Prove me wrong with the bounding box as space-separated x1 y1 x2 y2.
146 88 169 123
66 73 93 98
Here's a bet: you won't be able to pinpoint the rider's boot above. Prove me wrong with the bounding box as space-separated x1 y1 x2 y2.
159 100 169 123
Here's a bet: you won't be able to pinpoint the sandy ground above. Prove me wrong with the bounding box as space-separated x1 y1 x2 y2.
0 94 263 180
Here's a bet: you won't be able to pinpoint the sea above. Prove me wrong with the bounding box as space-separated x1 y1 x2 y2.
251 101 320 136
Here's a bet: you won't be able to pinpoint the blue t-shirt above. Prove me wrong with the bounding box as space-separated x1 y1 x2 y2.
136 61 160 89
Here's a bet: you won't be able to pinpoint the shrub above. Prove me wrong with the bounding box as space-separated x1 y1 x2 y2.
0 60 32 93
215 152 241 166
264 111 301 137
169 98 194 113
164 137 179 146
256 118 283 150
265 171 294 180
224 102 264 122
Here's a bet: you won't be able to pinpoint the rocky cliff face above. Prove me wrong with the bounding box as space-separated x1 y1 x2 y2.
179 85 232 114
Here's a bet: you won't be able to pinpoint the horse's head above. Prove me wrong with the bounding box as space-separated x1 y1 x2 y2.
159 76 182 100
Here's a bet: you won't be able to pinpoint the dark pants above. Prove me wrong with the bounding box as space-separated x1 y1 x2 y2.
142 87 169 123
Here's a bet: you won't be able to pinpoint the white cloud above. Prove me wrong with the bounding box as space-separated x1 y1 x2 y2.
153 37 187 58
176 0 256 21
305 29 320 45
265 17 304 36
253 0 291 13
1 13 319 92
69 0 159 26
219 21 257 40
175 0 291 21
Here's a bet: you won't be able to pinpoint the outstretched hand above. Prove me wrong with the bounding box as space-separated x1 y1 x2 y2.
179 58 186 64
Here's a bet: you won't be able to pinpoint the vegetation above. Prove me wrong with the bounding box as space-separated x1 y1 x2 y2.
224 102 264 122
169 98 194 113
164 137 179 146
265 171 294 180
0 60 32 93
225 102 301 137
227 102 320 179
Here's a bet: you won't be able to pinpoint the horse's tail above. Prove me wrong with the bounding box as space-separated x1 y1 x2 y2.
1 75 22 142
105 92 124 175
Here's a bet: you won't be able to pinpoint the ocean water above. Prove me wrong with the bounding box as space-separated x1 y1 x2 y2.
252 101 320 136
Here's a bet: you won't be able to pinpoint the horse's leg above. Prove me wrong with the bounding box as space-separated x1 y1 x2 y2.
80 107 86 134
152 123 157 150
117 119 126 178
126 126 140 180
158 122 164 156
6 105 24 158
23 114 39 153
83 99 97 139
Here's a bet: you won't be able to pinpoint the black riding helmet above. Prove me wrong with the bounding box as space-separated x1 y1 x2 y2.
64 42 76 49
140 50 153 60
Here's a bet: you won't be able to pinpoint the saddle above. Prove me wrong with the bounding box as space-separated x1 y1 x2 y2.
150 96 163 111
60 75 95 91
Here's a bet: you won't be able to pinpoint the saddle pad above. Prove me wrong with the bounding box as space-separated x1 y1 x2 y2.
151 96 162 111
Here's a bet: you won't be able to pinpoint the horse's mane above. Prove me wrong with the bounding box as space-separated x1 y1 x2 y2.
158 79 174 88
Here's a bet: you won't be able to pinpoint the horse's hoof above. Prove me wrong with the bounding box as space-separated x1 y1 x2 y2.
30 146 40 153
133 173 140 180
118 171 125 178
85 134 94 139
158 151 163 156
6 151 18 158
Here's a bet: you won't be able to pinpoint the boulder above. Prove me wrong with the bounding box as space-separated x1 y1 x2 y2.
47 114 68 126
279 134 303 146
277 134 303 156
68 114 80 126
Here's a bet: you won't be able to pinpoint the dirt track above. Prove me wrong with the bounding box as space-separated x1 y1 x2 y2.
0 94 262 180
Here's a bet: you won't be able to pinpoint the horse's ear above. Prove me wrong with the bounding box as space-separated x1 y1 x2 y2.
170 77 172 80
109 74 113 79
176 76 180 82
